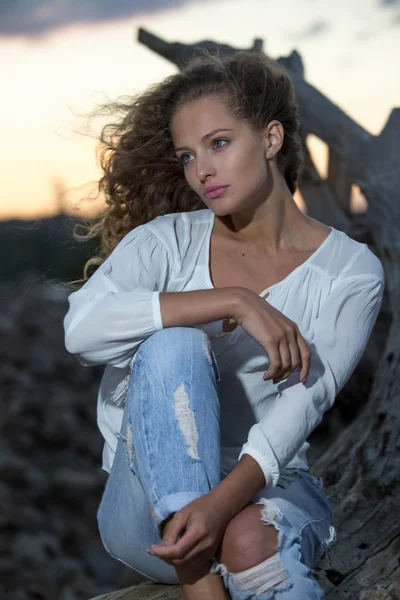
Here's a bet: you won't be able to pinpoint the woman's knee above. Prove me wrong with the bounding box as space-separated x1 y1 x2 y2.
214 501 325 599
217 504 279 573
143 326 205 345
136 327 217 380
138 327 206 359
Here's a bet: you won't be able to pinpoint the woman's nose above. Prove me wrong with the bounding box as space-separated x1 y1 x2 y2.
196 155 216 182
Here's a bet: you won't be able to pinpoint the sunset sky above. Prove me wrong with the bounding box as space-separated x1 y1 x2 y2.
1 0 399 220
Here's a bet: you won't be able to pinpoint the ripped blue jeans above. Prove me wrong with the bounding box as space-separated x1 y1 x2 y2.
97 327 336 599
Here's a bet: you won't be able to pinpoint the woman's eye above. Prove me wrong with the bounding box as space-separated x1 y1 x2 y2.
213 139 228 149
179 153 193 165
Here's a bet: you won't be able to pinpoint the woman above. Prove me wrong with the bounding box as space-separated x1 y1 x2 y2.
64 51 384 599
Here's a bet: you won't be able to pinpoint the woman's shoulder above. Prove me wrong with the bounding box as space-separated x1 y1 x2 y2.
322 228 384 284
118 208 212 254
147 208 212 232
143 208 213 256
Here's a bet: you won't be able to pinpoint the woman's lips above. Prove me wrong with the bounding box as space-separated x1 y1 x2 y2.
204 186 229 199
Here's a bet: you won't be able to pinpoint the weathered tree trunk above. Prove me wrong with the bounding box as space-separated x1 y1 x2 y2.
281 51 400 594
314 320 400 598
310 111 400 597
298 135 352 233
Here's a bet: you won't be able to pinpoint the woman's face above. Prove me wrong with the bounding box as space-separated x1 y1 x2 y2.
170 95 273 215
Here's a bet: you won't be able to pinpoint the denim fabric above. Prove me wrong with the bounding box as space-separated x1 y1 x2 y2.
97 327 335 597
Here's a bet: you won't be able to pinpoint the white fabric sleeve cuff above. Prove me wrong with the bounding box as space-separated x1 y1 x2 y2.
152 291 164 331
238 442 280 488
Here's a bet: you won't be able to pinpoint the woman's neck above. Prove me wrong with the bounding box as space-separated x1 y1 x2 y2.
216 191 309 256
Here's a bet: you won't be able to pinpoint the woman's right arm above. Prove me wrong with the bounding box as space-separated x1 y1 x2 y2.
161 289 310 383
64 223 309 378
159 288 242 329
63 224 242 369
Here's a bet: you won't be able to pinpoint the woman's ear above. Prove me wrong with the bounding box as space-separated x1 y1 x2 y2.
264 120 284 159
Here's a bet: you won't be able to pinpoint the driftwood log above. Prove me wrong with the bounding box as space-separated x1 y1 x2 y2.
90 32 400 600
91 583 181 600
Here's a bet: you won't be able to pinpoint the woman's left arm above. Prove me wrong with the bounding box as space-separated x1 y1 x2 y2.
237 273 385 488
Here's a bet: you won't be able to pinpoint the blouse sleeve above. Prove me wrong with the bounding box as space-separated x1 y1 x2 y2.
63 225 171 369
238 274 384 487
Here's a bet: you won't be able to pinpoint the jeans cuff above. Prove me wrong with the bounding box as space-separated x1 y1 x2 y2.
152 491 206 524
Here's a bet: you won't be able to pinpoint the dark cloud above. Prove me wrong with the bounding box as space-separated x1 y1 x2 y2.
288 20 330 42
0 0 190 38
374 0 400 32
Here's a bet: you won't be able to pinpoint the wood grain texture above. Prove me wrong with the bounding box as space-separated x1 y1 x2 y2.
91 582 181 600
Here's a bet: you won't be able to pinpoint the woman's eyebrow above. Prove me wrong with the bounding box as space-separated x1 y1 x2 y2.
175 128 234 152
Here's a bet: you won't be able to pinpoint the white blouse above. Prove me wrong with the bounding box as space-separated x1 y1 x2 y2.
63 208 384 486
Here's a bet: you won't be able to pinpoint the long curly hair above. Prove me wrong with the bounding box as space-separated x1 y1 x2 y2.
74 50 303 285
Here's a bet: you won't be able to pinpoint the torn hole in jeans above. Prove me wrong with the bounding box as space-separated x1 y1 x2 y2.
211 499 292 596
173 382 200 461
126 420 136 470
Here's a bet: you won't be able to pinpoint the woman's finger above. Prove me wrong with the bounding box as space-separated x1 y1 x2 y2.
263 342 282 380
160 512 185 545
278 337 292 378
167 541 212 569
274 330 301 382
288 329 301 370
296 331 311 383
148 527 200 561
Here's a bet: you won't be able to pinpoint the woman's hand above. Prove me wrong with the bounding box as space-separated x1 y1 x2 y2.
147 492 231 571
232 288 311 384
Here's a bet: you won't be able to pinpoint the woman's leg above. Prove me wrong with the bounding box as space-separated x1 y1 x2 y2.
127 326 222 525
97 392 178 583
98 327 228 594
212 469 336 599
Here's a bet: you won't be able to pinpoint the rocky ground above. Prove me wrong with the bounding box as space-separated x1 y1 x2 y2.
0 278 390 600
0 281 142 600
